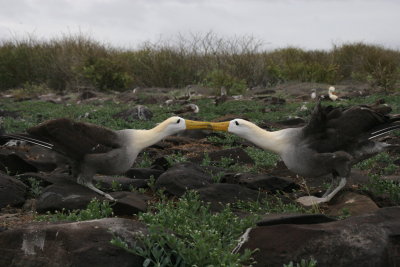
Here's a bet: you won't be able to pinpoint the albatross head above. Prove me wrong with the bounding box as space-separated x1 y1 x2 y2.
157 116 212 135
208 119 257 138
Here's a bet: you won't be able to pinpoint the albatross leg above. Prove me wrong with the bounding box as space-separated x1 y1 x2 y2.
296 178 347 206
322 175 339 198
77 175 116 201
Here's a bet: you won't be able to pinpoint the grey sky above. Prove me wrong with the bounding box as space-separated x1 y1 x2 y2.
0 0 399 50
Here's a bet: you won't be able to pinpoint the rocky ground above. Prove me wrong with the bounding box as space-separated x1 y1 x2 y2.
0 82 399 266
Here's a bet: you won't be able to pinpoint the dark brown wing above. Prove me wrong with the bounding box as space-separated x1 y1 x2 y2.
27 118 121 160
302 103 391 153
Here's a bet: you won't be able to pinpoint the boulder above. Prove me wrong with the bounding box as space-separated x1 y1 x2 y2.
190 147 254 166
113 105 153 121
0 218 145 267
124 168 164 180
36 183 149 215
78 90 97 100
0 150 38 175
196 183 263 211
109 191 150 215
155 162 212 196
0 174 28 208
235 207 400 267
233 173 298 192
327 191 379 217
256 213 336 226
93 175 149 191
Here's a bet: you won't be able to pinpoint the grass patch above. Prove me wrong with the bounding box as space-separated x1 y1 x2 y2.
363 175 400 204
36 198 114 222
112 191 256 267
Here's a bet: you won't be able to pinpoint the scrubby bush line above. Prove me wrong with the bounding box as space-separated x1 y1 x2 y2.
0 33 399 92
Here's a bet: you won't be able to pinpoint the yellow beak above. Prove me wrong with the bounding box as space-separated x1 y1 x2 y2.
208 121 230 132
185 120 213 130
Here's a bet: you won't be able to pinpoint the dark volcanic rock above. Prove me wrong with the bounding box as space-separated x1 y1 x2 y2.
0 109 20 118
93 175 149 191
256 213 336 226
150 156 170 171
236 207 400 267
263 96 286 105
113 105 153 121
277 117 305 126
36 183 105 212
327 191 379 217
196 183 263 211
0 173 28 208
0 150 38 175
0 218 145 267
109 191 150 215
16 173 74 187
125 168 164 179
190 147 254 165
234 173 298 192
36 183 148 215
155 162 212 196
78 90 97 100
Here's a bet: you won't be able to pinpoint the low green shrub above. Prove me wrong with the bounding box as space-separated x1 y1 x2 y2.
112 191 256 266
36 198 113 222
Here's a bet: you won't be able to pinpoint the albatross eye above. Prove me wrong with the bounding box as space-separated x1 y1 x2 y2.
177 119 181 124
235 121 239 126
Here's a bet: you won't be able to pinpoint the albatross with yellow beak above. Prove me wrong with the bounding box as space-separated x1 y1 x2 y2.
209 103 400 206
2 117 211 201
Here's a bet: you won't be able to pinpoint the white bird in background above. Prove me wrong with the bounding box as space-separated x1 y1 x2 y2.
311 89 317 100
328 86 338 101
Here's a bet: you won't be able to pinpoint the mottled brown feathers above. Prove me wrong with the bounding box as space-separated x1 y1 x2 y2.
27 118 121 160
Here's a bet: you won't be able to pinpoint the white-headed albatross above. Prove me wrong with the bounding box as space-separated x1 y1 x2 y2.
2 117 212 201
209 103 400 206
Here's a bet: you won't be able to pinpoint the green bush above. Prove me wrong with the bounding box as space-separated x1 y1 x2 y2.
36 198 114 222
112 191 256 266
81 56 133 91
202 69 247 95
0 35 399 92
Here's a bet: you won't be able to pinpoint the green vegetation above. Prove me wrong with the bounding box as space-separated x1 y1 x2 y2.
36 198 113 222
27 177 43 198
233 193 311 214
1 34 399 93
283 258 318 267
363 175 400 204
245 146 280 171
356 152 399 175
112 191 256 267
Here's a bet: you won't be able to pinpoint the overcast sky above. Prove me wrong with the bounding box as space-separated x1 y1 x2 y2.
0 0 399 51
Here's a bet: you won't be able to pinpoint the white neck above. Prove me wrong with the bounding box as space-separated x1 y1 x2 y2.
126 123 173 152
239 126 292 155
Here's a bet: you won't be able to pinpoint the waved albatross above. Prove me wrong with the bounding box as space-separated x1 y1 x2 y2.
209 103 400 206
2 117 211 200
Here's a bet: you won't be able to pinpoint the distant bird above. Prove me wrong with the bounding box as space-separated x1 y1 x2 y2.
173 104 200 115
2 117 211 200
175 85 194 101
209 102 400 206
328 86 339 101
299 104 308 112
220 86 227 96
311 89 317 100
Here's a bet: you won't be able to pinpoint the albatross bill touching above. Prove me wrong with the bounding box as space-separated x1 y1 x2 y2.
209 102 400 206
2 117 212 201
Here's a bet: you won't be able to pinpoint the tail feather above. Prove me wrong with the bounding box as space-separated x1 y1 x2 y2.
1 134 54 149
369 124 400 140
